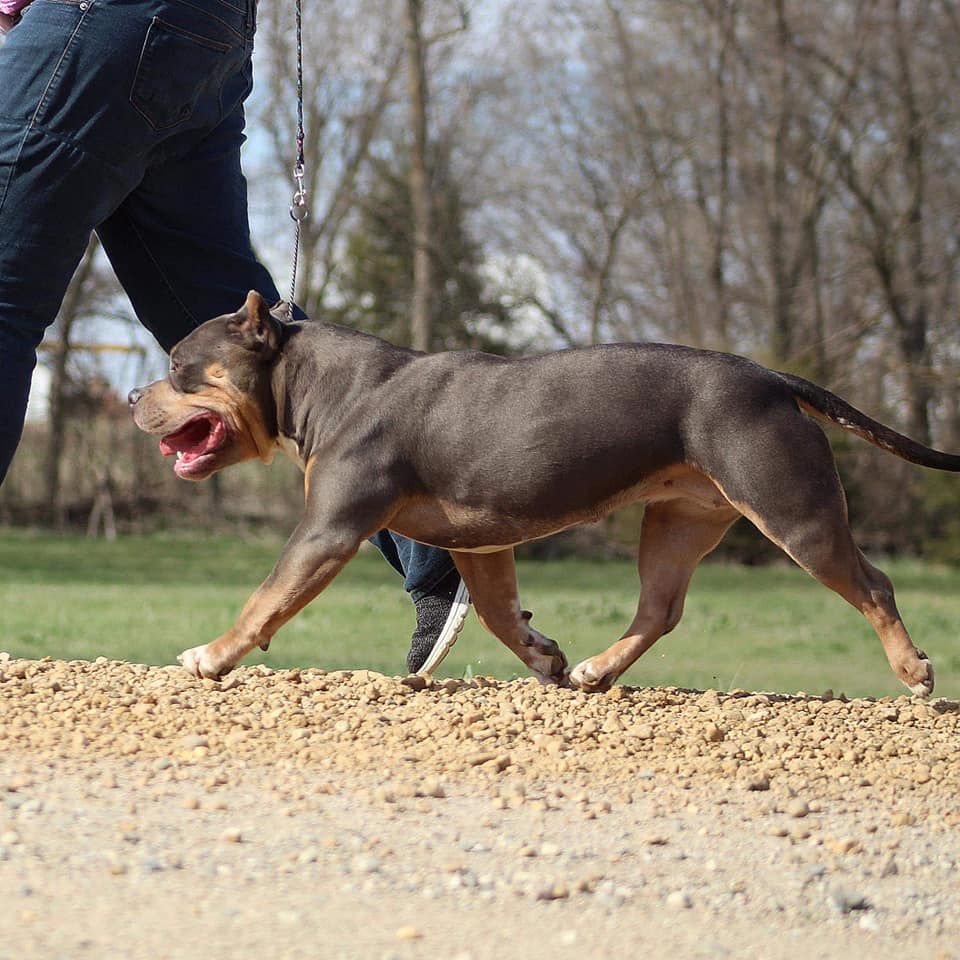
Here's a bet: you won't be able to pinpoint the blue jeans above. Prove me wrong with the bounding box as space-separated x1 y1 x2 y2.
0 0 454 597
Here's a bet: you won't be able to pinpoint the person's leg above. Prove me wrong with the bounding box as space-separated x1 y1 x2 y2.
368 531 406 579
379 531 458 601
0 0 153 482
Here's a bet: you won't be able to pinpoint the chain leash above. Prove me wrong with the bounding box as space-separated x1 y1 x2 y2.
287 0 308 321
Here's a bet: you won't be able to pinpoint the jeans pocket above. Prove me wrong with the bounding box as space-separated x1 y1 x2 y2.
129 16 232 131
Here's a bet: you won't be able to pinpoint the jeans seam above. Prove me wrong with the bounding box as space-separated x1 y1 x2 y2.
29 1 91 129
166 0 245 42
0 125 30 220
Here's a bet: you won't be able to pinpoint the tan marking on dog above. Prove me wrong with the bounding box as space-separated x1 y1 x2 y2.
179 552 354 678
388 465 728 552
710 477 933 697
452 550 567 683
277 435 306 471
135 377 276 466
570 498 739 692
303 454 319 500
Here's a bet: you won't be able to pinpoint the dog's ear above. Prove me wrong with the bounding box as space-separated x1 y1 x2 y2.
269 300 293 323
228 291 282 356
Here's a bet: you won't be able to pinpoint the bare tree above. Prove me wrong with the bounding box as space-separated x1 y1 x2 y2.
42 238 103 525
252 0 406 316
404 0 435 351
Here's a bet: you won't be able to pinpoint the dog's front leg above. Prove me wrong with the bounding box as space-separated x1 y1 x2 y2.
452 549 568 684
178 521 363 679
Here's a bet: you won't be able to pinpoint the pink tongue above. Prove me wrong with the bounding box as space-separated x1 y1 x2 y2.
159 417 218 458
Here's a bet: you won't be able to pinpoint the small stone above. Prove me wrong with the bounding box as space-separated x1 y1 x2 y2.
351 854 381 874
641 834 669 846
536 882 570 901
703 723 725 743
395 926 422 941
829 887 870 913
421 777 445 799
786 799 809 818
401 675 428 692
825 837 860 855
891 812 916 827
666 890 693 909
744 776 770 792
220 828 243 844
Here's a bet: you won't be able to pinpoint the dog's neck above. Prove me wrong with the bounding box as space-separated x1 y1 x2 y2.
270 322 417 464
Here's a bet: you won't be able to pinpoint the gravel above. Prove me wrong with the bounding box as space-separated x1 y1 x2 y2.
0 656 958 958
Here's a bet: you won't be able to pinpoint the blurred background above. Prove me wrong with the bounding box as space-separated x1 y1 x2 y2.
5 0 960 560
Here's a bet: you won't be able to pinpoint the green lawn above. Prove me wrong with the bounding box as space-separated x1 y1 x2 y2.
1 530 959 699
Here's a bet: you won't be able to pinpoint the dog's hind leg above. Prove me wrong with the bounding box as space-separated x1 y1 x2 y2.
570 500 739 693
734 499 934 697
714 413 934 696
451 548 568 684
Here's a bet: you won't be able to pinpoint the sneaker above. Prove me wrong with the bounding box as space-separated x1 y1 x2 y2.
406 573 471 675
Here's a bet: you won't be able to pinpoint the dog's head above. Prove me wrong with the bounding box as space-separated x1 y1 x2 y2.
129 291 286 481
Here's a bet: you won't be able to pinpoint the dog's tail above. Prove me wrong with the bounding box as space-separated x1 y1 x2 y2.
779 371 960 472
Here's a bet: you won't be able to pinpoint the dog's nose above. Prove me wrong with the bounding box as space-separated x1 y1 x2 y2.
128 388 142 406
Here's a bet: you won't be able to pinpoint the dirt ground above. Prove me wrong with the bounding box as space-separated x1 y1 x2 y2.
0 654 958 960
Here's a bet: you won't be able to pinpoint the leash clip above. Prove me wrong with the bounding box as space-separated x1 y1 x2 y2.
289 163 308 222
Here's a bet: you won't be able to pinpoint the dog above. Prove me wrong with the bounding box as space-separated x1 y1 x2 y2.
129 290 959 695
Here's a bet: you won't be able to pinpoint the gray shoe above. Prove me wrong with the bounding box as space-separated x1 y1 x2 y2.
406 575 470 675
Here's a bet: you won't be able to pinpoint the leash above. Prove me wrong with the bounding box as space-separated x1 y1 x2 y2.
287 0 308 321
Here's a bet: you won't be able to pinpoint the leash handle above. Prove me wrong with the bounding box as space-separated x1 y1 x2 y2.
287 0 307 321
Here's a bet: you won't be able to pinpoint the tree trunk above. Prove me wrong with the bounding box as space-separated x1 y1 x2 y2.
43 237 100 525
770 0 793 364
405 0 435 352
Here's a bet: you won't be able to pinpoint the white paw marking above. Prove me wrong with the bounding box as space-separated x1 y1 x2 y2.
569 659 601 691
177 644 221 680
907 657 934 698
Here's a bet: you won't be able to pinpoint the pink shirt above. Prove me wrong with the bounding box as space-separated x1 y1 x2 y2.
0 0 31 12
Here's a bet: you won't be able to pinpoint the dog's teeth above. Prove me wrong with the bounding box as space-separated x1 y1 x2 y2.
176 452 184 460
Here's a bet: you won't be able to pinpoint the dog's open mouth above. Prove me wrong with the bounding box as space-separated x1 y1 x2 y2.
158 412 230 479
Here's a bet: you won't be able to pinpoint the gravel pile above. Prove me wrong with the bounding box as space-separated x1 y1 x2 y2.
0 654 958 959
1 655 957 806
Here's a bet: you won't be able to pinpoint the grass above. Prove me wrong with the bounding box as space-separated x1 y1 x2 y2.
2 529 959 699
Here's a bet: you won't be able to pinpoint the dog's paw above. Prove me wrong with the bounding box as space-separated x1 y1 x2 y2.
569 657 615 694
905 653 934 698
523 628 568 685
177 644 228 680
